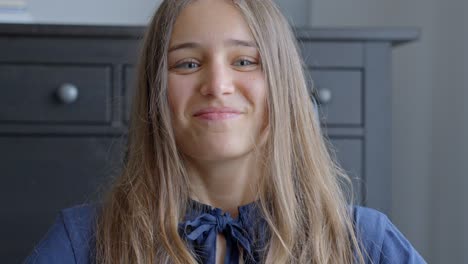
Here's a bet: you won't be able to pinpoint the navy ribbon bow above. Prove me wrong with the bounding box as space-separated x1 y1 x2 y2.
179 208 255 264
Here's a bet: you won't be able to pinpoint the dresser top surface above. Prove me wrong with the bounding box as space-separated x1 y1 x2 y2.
0 23 419 46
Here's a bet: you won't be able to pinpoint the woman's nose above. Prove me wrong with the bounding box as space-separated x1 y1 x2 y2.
199 62 235 97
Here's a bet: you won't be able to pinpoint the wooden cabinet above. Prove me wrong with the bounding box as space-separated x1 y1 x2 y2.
0 24 418 263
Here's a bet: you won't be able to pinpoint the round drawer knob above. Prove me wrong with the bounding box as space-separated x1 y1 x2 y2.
317 88 332 104
57 83 79 104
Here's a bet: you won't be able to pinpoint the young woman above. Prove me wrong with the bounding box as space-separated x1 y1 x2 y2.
26 0 426 263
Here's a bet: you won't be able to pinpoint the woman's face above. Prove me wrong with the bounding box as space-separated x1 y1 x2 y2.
167 0 267 162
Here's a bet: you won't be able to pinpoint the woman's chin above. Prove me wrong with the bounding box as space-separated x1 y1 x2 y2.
185 148 253 163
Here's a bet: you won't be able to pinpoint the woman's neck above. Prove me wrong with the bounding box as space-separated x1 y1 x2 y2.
185 153 261 218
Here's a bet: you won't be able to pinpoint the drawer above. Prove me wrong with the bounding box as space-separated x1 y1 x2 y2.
330 138 364 204
0 136 126 263
307 69 363 126
0 64 112 124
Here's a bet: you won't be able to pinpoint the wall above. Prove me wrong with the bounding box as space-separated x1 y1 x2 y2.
464 4 468 260
274 0 309 27
310 0 467 263
429 1 467 263
26 0 160 25
19 0 308 26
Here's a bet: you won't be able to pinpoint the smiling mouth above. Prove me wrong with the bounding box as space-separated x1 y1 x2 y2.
193 107 243 121
194 112 241 121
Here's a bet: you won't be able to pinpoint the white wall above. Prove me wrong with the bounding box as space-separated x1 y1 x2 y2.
18 0 308 26
310 0 468 263
464 5 468 261
27 0 160 25
429 1 466 263
274 0 309 27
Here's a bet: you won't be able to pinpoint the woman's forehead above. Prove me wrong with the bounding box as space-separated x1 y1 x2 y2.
169 0 255 46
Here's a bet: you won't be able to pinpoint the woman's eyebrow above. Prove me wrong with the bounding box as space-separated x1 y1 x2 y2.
168 38 256 53
224 38 256 48
168 42 200 53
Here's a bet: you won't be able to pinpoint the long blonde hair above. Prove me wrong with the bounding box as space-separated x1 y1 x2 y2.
96 0 365 263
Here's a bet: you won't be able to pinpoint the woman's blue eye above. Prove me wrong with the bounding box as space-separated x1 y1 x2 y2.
234 59 254 67
177 61 199 69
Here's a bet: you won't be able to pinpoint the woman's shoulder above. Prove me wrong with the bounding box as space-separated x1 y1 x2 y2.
60 203 99 246
24 203 99 264
351 206 426 264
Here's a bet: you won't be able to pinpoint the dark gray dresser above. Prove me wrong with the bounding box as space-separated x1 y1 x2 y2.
0 24 418 263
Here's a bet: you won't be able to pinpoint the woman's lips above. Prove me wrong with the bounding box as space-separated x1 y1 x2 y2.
193 107 242 121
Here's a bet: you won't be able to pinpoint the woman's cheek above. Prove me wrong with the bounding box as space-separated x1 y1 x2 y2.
167 78 190 118
242 76 267 108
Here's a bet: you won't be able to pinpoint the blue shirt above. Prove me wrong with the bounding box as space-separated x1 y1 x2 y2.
24 202 426 264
